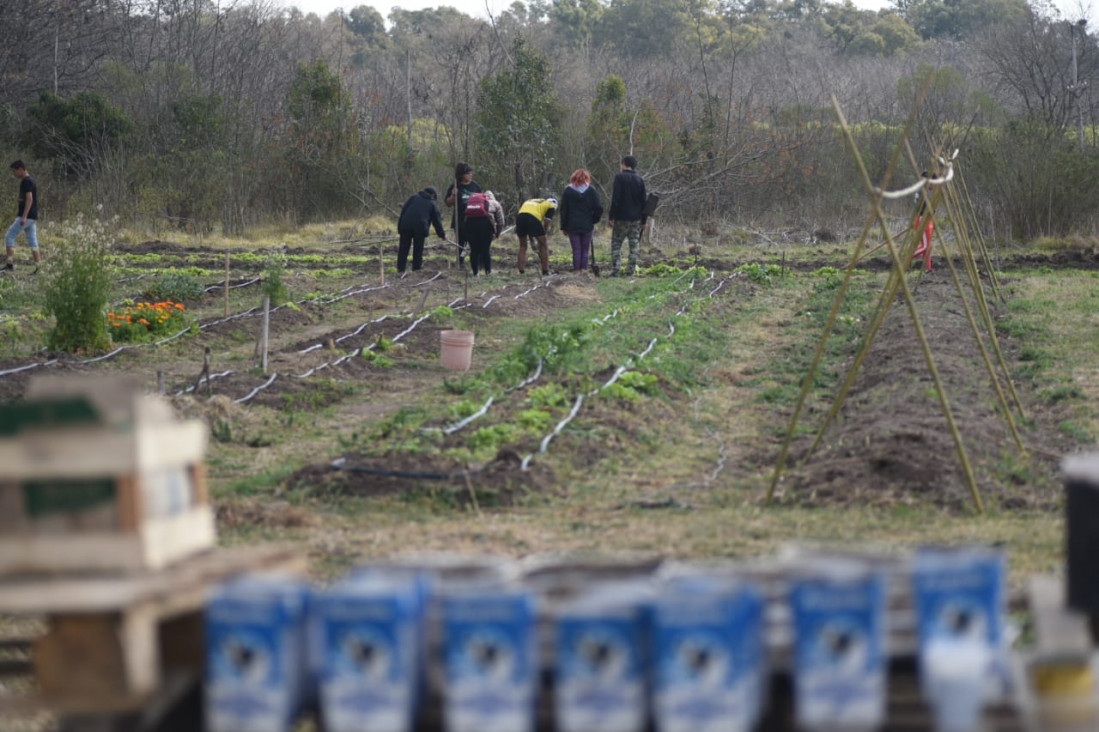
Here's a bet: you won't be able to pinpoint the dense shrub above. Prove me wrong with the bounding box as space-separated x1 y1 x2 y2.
41 216 115 352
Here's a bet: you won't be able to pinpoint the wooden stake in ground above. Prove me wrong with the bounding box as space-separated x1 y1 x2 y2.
224 253 230 318
193 347 212 397
380 241 385 285
261 296 270 375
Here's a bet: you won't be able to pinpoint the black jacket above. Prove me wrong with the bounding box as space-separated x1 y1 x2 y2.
609 169 646 222
558 185 603 234
398 190 446 238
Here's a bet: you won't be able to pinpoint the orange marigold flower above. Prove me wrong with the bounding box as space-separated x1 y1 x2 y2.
175 303 185 310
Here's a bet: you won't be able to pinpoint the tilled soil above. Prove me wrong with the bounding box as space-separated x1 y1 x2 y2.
780 273 1063 510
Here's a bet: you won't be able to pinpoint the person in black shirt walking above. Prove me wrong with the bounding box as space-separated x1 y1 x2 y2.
5 160 41 273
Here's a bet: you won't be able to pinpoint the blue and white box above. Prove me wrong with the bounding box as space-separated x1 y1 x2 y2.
791 568 886 731
205 574 310 732
912 547 1005 654
315 573 426 732
555 584 653 732
652 577 766 732
441 587 538 732
912 547 1007 702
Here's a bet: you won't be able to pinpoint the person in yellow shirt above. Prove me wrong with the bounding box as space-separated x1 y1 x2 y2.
515 197 557 276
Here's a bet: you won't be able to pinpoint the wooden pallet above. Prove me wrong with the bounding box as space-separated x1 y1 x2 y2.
0 544 305 719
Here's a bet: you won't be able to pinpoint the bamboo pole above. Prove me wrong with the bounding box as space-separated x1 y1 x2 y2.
937 210 1027 452
899 145 1027 446
834 96 984 513
766 80 930 504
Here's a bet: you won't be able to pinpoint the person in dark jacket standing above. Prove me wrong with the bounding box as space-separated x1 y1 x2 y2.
396 186 446 273
558 169 603 274
607 155 646 276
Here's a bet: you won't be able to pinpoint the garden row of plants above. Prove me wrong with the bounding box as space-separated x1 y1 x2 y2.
341 265 785 469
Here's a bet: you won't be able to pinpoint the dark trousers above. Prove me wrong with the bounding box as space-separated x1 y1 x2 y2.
569 231 593 270
397 229 426 272
465 217 494 275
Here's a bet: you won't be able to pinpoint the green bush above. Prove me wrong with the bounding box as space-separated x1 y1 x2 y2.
42 216 115 352
147 270 205 302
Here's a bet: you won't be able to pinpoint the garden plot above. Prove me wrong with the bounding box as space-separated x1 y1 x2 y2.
0 231 1085 581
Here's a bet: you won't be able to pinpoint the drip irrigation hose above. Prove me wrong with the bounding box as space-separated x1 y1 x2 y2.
204 277 261 294
235 373 277 404
175 370 234 396
0 359 58 378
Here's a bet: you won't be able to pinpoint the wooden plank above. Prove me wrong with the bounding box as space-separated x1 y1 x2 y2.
0 430 137 478
189 463 208 506
0 544 306 615
115 474 141 532
0 533 145 575
134 423 207 473
0 504 216 575
139 505 216 570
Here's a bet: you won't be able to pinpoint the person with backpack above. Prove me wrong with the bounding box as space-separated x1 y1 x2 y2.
515 197 558 276
396 186 446 273
607 155 646 276
444 162 481 269
462 190 496 276
558 169 603 274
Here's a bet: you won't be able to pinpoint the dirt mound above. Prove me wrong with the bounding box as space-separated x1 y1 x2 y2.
126 240 187 255
287 451 556 506
784 274 1062 511
216 499 316 530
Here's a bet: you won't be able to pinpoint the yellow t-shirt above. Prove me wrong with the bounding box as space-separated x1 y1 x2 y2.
518 198 557 223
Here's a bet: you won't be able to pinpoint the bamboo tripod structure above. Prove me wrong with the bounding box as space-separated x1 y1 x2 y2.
765 91 1028 513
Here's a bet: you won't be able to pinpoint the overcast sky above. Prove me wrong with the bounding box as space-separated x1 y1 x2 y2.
279 0 1093 29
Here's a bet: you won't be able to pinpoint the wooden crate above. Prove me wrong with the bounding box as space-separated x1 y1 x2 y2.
0 544 306 718
0 376 215 574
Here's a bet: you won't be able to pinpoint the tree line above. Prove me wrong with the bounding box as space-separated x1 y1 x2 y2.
1 0 1097 240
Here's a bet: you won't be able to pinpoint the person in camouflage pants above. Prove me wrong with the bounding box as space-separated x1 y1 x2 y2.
609 220 643 275
607 155 646 276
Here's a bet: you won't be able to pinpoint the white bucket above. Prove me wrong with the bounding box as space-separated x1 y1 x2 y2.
440 330 474 371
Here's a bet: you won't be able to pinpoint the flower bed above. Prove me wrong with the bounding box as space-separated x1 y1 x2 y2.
108 300 191 342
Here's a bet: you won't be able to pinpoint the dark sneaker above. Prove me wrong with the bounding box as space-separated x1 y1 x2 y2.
2 263 12 272
31 267 38 275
